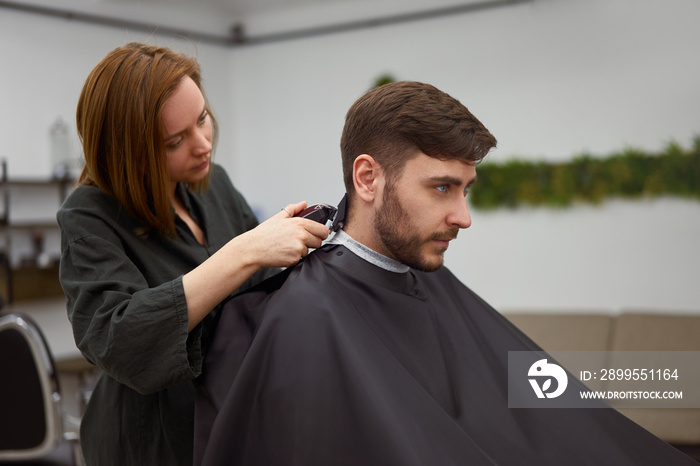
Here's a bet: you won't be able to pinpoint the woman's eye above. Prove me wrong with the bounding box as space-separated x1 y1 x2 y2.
168 138 183 149
198 112 209 125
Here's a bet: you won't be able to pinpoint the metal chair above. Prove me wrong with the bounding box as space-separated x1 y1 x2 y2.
0 312 81 465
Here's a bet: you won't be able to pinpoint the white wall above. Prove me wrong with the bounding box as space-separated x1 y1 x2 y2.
229 0 700 198
0 9 232 179
1 0 699 313
450 198 700 314
227 0 700 314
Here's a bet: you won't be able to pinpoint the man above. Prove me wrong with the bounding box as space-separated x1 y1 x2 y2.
195 82 694 465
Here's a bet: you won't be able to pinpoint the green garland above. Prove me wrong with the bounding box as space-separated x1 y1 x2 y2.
470 137 700 209
373 74 396 88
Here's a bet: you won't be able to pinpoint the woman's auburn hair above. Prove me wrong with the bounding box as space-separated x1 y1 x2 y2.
76 42 218 237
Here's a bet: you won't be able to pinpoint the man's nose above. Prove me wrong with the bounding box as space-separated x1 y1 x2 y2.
448 198 472 229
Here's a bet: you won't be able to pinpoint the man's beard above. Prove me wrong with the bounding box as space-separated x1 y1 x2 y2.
374 182 458 272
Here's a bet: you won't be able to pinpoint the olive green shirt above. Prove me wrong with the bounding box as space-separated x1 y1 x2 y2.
57 165 274 465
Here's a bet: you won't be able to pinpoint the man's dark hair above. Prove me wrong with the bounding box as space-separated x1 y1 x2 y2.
340 81 497 196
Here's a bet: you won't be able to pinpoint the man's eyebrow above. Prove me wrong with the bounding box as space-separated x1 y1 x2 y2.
427 175 478 187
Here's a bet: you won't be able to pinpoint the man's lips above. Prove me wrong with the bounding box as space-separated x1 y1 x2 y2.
431 232 458 248
432 238 452 248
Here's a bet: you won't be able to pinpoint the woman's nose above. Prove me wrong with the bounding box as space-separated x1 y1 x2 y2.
193 127 212 155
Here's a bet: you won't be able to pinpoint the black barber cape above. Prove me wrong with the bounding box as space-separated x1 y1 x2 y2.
195 243 693 465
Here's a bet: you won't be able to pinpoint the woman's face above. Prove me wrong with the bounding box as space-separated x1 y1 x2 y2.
161 76 213 191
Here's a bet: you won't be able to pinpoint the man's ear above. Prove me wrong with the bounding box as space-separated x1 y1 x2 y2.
352 154 382 203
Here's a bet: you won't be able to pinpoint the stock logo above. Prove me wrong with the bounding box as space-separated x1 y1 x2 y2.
528 359 568 399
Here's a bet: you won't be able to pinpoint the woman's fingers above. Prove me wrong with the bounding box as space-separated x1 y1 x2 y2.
245 202 333 268
302 217 331 242
274 201 331 242
276 201 308 219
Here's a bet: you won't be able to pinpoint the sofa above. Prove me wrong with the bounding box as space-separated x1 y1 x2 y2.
503 311 700 450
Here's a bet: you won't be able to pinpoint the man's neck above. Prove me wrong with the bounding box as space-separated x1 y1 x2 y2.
329 229 409 273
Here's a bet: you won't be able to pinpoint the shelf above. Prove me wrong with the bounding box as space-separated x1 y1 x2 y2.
3 177 74 186
1 220 59 229
0 265 63 302
0 161 73 304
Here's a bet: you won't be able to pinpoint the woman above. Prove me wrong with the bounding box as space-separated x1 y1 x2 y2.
57 42 328 465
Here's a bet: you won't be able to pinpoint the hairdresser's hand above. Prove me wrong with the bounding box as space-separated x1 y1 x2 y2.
183 200 329 331
241 201 330 268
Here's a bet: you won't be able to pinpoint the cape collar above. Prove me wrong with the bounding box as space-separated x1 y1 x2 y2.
316 244 426 300
328 229 409 274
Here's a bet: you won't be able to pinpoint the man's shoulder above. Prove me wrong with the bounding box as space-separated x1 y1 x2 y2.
269 254 339 313
263 249 472 309
233 250 345 333
415 265 472 294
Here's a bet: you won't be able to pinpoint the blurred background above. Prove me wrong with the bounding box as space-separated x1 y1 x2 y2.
3 2 699 460
0 0 698 314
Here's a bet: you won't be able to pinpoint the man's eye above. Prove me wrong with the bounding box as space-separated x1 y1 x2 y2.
437 185 448 193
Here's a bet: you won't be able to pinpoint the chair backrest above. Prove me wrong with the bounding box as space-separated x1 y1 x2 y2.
0 313 63 461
